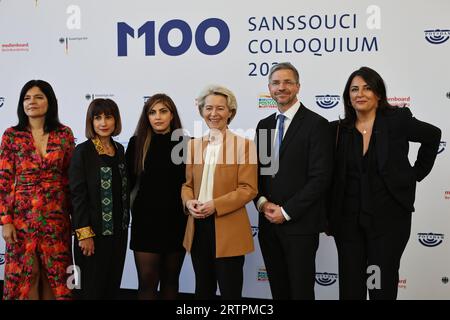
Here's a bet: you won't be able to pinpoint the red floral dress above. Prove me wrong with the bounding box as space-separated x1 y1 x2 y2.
0 126 75 300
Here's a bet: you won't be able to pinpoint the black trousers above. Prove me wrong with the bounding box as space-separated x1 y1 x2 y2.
334 214 411 300
74 231 128 300
258 225 319 300
191 216 245 300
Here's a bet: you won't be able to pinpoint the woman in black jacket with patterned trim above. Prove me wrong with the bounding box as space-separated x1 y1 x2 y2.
69 98 129 300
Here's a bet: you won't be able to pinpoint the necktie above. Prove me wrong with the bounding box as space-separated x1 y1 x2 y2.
274 114 286 159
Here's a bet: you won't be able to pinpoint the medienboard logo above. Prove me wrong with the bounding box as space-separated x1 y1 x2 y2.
315 95 340 109
315 272 338 286
418 232 444 247
251 226 259 237
438 141 446 154
0 96 5 108
424 29 450 44
85 93 115 101
388 96 411 107
0 252 5 265
1 42 30 52
258 94 277 109
398 278 407 289
444 191 450 200
257 267 268 281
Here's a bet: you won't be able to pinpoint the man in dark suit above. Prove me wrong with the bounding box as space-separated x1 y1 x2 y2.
254 62 333 299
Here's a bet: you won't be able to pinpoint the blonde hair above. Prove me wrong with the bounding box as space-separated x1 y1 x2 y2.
197 85 237 124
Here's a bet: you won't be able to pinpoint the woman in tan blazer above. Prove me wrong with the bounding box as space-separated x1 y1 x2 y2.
181 85 258 299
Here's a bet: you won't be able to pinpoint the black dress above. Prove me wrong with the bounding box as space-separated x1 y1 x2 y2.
126 132 187 253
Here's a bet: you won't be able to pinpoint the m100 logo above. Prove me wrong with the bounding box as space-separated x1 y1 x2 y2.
117 18 230 56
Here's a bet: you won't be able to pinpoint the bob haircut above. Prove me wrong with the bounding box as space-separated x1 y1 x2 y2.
15 79 62 132
85 98 122 139
197 85 237 124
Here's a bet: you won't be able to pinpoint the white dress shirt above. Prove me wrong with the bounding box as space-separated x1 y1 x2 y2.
256 100 302 221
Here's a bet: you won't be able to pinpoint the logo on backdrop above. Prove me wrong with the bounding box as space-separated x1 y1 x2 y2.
438 141 446 154
143 96 152 103
258 94 277 109
445 191 450 200
424 29 450 44
446 92 450 99
117 18 230 57
398 278 407 289
251 226 259 237
0 252 5 265
315 95 340 109
59 36 88 54
85 93 115 101
418 232 444 247
388 96 411 107
442 277 449 284
1 42 29 52
257 267 269 281
315 272 338 286
0 96 5 108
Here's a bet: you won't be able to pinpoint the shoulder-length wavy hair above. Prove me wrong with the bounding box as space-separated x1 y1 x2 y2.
132 93 182 175
14 80 62 132
342 66 395 126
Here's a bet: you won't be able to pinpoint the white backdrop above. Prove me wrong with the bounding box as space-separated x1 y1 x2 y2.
0 0 449 299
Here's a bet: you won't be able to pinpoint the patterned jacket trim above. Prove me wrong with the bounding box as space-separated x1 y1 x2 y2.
100 166 114 235
75 226 96 240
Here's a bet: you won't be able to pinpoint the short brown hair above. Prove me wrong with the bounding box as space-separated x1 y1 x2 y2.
268 62 300 84
85 98 122 139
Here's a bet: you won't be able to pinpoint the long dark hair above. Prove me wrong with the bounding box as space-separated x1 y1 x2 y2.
14 80 62 132
342 67 395 126
133 93 182 175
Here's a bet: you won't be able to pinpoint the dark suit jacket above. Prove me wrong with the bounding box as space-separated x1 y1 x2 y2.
328 107 441 235
255 103 333 234
69 139 130 236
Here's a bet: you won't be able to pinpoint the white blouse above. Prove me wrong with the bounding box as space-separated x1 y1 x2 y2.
198 141 221 203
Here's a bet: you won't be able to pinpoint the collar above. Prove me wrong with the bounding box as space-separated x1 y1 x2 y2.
275 100 301 121
92 136 115 155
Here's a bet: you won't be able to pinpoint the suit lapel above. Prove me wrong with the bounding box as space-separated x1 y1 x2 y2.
265 114 277 158
279 104 306 158
352 129 362 173
191 136 208 197
339 127 351 179
374 112 389 174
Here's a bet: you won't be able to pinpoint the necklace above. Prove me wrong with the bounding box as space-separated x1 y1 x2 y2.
356 122 373 135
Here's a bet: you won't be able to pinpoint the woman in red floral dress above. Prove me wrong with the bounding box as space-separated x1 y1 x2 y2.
0 80 75 300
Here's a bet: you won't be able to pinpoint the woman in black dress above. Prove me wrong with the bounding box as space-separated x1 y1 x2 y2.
69 98 129 299
126 93 187 300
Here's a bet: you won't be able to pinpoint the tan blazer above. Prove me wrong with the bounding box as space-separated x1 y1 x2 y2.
181 130 258 258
